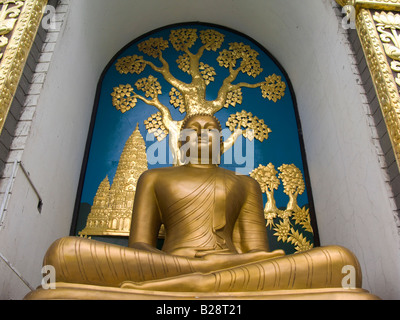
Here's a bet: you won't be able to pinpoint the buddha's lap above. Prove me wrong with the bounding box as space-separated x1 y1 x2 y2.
44 237 361 290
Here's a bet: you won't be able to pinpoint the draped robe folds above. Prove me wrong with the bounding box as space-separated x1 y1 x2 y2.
44 237 361 291
42 166 363 292
161 170 230 256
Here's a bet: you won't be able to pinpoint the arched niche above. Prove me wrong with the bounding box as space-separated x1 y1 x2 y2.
73 22 319 254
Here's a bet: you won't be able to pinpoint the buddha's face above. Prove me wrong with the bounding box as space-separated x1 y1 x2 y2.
180 115 222 165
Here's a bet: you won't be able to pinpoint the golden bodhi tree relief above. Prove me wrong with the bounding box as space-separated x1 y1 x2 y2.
76 23 317 254
110 28 285 163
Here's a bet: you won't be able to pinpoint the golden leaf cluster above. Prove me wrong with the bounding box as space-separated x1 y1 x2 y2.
217 42 263 78
217 49 235 69
169 87 185 113
273 221 291 243
292 207 313 233
135 76 162 99
287 229 314 252
261 74 286 102
227 110 271 142
231 42 263 77
111 84 137 113
250 163 280 193
224 88 243 108
138 37 169 58
226 110 251 131
278 164 305 196
273 217 313 253
199 62 216 85
242 58 262 78
199 29 225 51
144 112 169 141
169 28 198 51
115 55 146 75
177 54 190 73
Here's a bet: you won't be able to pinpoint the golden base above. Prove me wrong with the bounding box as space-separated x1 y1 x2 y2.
25 283 380 300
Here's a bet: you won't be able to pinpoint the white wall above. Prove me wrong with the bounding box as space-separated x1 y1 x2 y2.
1 0 400 299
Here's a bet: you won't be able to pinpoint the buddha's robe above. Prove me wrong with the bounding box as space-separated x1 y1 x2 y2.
139 166 270 257
43 166 362 292
44 237 360 291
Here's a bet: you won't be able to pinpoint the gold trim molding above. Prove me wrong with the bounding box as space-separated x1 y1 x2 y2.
0 0 47 135
337 0 400 11
337 0 400 172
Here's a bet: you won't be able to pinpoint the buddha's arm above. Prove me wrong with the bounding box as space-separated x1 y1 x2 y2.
128 171 163 253
233 177 272 253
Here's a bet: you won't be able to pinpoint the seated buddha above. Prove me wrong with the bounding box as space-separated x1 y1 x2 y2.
26 114 378 300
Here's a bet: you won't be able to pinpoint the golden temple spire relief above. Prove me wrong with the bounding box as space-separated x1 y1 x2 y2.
79 124 148 237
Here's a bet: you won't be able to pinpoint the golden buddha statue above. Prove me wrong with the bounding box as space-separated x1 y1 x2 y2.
26 114 378 300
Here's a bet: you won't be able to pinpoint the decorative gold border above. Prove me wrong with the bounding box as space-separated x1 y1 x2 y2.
337 0 400 11
0 0 48 135
337 0 400 171
357 9 400 171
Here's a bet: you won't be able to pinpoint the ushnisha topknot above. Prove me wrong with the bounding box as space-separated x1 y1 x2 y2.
180 113 222 131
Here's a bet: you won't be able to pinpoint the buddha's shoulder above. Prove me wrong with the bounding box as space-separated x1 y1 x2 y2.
138 166 184 181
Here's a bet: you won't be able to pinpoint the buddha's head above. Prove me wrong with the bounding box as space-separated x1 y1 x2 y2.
179 114 223 165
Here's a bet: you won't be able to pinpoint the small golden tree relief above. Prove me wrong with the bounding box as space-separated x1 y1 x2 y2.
111 28 286 163
278 163 305 212
250 163 280 228
250 163 313 253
